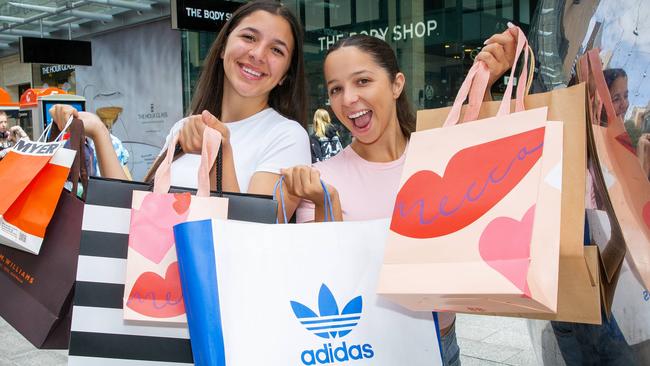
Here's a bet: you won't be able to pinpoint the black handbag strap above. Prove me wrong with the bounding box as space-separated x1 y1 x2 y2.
216 145 223 193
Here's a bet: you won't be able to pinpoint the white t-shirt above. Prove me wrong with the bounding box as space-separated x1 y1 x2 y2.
163 108 310 192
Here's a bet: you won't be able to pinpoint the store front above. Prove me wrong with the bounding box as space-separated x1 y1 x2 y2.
181 0 538 139
32 64 77 94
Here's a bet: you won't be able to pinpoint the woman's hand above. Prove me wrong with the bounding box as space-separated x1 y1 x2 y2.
281 166 327 204
280 166 342 222
48 104 107 141
48 104 127 180
49 104 78 132
8 126 28 142
179 110 230 154
476 24 519 88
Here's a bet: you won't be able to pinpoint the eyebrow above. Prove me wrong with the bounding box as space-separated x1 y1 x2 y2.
240 27 290 50
326 70 373 86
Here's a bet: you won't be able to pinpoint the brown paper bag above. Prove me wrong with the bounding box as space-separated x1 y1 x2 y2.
415 83 601 324
579 50 650 292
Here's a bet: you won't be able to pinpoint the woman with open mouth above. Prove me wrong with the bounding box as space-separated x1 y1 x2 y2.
282 27 520 366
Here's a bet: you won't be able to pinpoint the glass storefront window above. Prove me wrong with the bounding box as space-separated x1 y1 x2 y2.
181 0 538 144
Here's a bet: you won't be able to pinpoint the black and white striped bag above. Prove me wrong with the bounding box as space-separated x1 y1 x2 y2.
68 177 276 365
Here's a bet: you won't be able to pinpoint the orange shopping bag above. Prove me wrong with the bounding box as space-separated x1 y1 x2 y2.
0 119 76 254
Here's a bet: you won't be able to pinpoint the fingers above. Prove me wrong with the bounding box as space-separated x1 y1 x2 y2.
280 166 323 203
477 26 518 85
201 110 230 141
483 27 517 64
179 116 205 154
48 104 78 130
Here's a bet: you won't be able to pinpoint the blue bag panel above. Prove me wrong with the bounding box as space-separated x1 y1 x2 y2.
174 219 226 366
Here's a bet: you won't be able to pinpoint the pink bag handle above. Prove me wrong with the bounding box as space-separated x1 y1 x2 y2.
443 25 530 127
443 61 490 127
497 26 529 116
586 49 619 125
154 126 222 197
578 52 604 126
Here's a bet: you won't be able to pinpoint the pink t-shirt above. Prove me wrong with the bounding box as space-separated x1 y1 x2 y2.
296 145 456 330
296 145 405 222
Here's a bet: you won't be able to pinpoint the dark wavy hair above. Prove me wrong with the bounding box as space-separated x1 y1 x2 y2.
190 0 307 126
604 68 627 89
324 35 416 138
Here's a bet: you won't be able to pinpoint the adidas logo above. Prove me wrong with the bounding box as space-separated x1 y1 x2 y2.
291 284 374 365
290 283 363 339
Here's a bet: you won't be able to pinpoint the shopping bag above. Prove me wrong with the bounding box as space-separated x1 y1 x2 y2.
0 119 76 254
0 119 87 348
379 27 564 315
580 49 650 291
587 209 650 363
174 216 441 366
68 175 277 365
409 50 600 324
123 129 228 324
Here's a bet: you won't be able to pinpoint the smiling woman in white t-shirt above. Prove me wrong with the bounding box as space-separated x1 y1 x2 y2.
148 1 310 201
50 1 311 218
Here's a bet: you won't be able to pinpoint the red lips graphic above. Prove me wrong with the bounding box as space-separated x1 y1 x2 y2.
127 262 185 318
391 127 545 238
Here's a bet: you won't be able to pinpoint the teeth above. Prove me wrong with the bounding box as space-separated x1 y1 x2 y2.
242 66 262 77
348 110 370 119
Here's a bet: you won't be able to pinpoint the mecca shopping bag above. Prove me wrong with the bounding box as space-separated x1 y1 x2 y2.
398 48 600 323
0 122 76 254
0 119 87 349
68 175 277 365
123 129 228 324
379 27 601 323
173 218 441 366
579 49 650 291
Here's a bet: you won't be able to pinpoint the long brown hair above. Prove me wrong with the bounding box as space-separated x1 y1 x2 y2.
324 35 416 138
191 0 307 125
144 1 307 183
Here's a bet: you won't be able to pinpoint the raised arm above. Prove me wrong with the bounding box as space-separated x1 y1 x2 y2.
49 104 127 180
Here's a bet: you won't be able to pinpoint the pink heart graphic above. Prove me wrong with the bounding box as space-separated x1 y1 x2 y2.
643 202 650 231
479 205 535 297
129 193 191 264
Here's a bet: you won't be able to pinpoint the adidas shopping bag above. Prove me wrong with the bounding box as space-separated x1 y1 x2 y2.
174 216 441 366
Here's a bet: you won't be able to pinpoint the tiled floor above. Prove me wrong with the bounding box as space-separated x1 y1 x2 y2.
0 313 547 365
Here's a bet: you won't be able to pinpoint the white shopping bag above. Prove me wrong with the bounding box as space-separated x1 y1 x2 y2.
174 218 442 366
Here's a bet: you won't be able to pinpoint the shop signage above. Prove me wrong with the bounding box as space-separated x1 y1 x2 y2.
40 64 75 79
317 19 438 51
171 0 242 32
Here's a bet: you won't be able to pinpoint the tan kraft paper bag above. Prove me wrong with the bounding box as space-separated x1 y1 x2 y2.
406 82 600 324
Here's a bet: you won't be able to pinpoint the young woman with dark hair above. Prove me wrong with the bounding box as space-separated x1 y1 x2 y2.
51 0 310 216
150 0 310 216
281 29 519 365
603 68 629 120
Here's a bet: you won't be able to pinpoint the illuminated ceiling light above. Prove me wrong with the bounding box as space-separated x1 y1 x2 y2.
444 44 450 48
